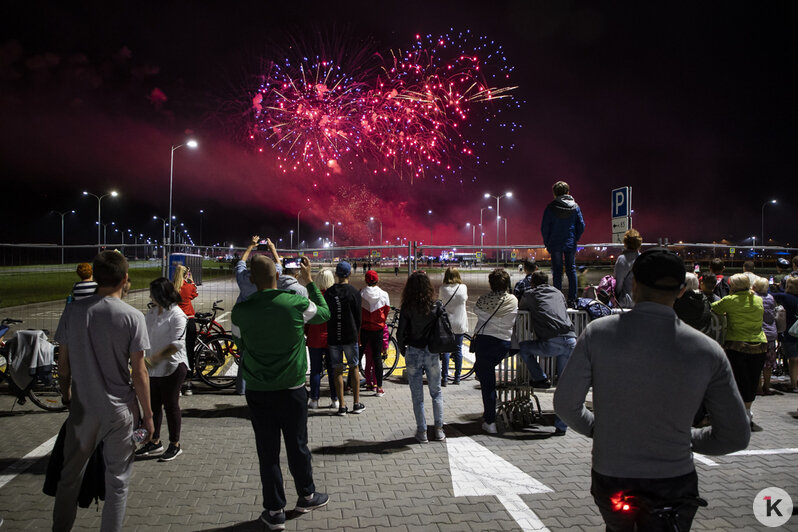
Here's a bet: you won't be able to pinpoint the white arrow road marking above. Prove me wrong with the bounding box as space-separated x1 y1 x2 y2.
448 436 552 531
0 434 58 490
216 312 230 324
696 447 798 467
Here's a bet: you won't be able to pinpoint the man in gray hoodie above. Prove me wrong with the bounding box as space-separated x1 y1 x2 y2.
554 248 750 531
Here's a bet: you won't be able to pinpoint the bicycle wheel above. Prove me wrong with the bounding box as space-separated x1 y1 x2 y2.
28 359 67 412
457 333 476 380
195 334 238 389
382 337 401 378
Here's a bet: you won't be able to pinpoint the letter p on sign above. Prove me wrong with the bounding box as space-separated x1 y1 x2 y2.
611 187 630 218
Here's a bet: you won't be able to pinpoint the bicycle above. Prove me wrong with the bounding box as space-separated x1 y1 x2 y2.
380 307 475 381
193 301 239 389
0 318 66 412
611 492 708 532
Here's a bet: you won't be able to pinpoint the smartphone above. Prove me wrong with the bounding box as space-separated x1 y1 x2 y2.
283 257 302 269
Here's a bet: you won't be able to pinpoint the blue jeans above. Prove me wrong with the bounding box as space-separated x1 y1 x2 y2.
308 347 337 401
405 346 444 432
473 335 511 424
550 248 578 302
328 343 360 368
519 336 576 431
441 334 464 381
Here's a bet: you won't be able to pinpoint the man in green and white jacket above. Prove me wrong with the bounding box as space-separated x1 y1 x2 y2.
231 255 330 530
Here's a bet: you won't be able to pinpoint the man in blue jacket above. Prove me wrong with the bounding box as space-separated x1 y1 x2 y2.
541 181 585 305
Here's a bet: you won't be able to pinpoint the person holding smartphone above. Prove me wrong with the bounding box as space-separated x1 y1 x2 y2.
173 264 198 396
278 256 308 298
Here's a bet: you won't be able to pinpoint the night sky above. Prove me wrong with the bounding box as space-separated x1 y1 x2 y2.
1 1 796 249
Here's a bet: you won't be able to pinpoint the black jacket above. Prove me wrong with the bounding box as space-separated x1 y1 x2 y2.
324 283 362 345
396 305 436 354
674 291 712 332
43 422 105 508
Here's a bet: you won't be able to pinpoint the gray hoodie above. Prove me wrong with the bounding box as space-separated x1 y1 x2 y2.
519 284 575 339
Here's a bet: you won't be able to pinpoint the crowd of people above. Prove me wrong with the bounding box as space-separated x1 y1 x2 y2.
47 178 798 530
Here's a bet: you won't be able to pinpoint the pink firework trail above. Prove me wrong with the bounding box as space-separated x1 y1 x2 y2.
249 30 520 183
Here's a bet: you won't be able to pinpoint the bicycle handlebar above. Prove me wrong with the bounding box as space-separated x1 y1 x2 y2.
1 318 23 325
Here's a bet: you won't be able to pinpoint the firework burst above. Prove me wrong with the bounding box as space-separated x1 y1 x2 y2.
248 30 520 183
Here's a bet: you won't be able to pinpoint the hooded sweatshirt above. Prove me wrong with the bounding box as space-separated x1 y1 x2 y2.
473 292 518 341
673 290 712 332
519 284 575 339
541 194 586 252
361 285 390 331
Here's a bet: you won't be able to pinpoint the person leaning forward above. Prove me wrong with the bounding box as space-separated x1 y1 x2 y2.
231 255 330 530
554 248 750 532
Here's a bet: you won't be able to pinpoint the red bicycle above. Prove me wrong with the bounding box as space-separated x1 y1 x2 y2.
193 300 240 389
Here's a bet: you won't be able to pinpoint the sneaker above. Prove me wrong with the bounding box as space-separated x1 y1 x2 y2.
331 399 340 409
441 379 448 387
352 402 366 414
482 422 498 434
365 383 375 391
415 429 429 443
295 492 329 513
553 428 567 437
308 399 319 409
260 510 286 531
453 378 460 385
181 382 193 396
532 379 552 389
135 441 164 457
375 388 385 397
750 422 764 432
158 443 183 462
433 426 446 441
337 406 348 416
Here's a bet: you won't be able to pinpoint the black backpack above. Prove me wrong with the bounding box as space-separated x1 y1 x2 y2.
426 301 457 353
713 277 731 298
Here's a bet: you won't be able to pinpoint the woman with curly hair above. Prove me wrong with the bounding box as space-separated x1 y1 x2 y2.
396 271 445 443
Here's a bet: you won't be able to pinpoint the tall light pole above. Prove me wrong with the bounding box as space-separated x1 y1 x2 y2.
369 217 383 247
83 190 118 253
479 206 492 254
466 222 475 247
153 216 168 276
199 209 204 247
168 139 198 268
290 230 294 249
325 221 341 246
50 210 75 264
484 192 512 264
761 199 777 261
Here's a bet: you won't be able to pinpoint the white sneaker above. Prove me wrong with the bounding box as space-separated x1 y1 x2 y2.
331 399 340 409
308 399 319 409
482 422 498 434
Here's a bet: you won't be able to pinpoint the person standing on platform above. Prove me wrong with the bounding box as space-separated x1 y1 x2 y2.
541 181 585 306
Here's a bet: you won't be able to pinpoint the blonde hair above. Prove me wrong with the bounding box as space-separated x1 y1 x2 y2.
315 268 335 291
173 265 187 292
752 276 769 294
728 273 750 293
684 272 699 292
443 267 462 284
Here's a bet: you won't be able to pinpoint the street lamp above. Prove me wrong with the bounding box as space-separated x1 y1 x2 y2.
761 199 777 261
369 217 383 247
153 216 168 276
465 222 475 247
199 209 204 247
485 191 512 264
168 139 198 267
50 210 75 264
479 206 493 253
83 190 118 253
289 230 294 249
325 221 341 246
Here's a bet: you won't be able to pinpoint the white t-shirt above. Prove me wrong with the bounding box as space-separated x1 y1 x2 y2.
145 304 188 377
439 283 469 334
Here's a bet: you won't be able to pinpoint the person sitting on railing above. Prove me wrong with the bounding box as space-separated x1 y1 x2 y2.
554 248 750 532
699 273 720 303
472 269 518 435
512 259 538 299
518 270 576 436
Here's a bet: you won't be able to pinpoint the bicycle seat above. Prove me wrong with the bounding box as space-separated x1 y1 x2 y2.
195 312 213 320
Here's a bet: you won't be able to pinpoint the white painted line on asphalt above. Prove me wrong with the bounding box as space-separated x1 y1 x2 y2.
0 434 58 490
448 436 552 531
695 448 798 467
216 311 230 324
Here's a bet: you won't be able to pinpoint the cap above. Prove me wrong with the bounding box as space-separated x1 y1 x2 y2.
336 261 352 278
632 248 686 291
778 258 790 268
365 270 379 285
